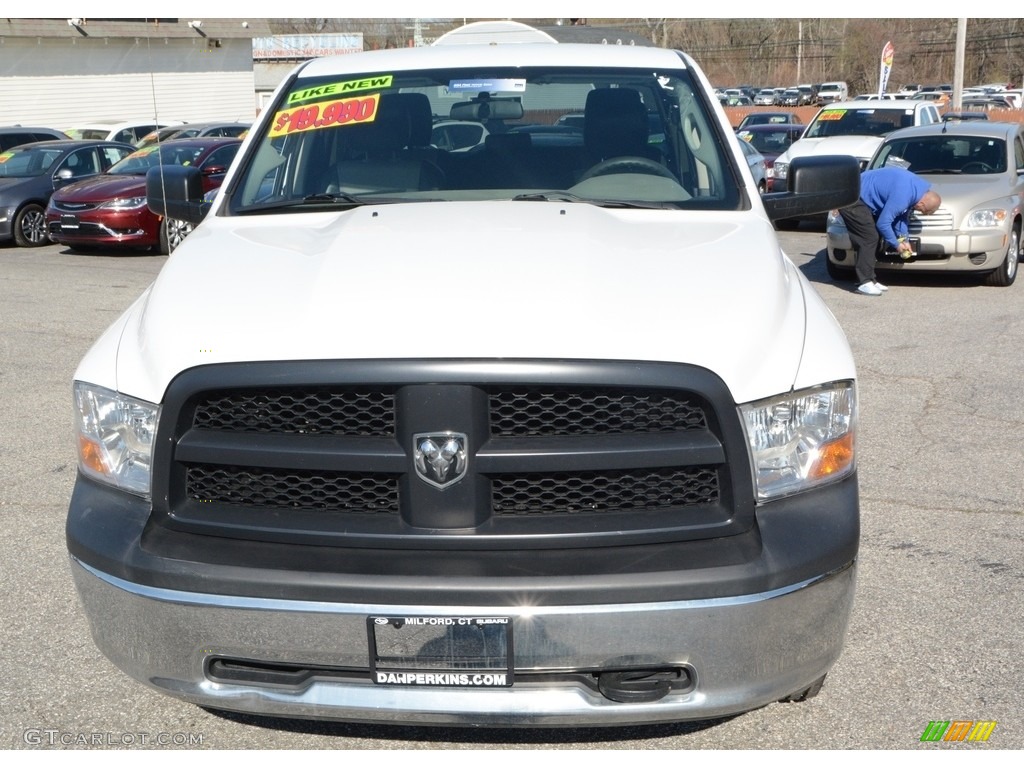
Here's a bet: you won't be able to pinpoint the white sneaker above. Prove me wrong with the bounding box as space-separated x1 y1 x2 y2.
873 281 889 292
857 282 883 296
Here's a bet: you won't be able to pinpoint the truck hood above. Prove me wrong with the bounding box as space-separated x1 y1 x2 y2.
779 135 884 164
105 201 814 405
51 173 145 202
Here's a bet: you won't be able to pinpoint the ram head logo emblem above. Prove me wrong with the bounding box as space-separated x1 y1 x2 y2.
413 432 468 489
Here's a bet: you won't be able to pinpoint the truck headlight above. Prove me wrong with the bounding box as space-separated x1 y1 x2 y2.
740 381 856 501
966 209 1007 228
774 161 789 180
74 382 159 496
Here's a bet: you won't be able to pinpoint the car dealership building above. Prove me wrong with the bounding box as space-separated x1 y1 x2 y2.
0 18 273 127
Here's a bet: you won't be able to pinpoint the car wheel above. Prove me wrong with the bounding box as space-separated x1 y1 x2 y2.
778 674 827 703
160 217 194 255
984 225 1020 287
826 255 855 282
13 203 48 247
757 180 767 195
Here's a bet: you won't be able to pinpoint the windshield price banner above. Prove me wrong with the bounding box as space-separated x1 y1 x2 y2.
269 93 379 138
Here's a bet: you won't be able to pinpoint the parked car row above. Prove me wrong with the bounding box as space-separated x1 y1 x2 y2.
725 82 1022 110
0 134 241 253
135 121 250 148
65 119 250 147
47 138 241 254
65 120 180 146
718 84 846 107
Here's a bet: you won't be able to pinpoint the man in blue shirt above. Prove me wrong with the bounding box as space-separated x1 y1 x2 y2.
839 166 941 296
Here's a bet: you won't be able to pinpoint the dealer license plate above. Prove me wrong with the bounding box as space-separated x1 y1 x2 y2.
61 214 79 229
368 615 513 687
883 237 920 257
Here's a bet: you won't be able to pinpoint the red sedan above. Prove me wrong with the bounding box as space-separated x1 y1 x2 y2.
47 137 240 254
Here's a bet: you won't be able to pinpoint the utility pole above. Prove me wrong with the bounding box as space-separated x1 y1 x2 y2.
797 20 802 83
952 18 966 110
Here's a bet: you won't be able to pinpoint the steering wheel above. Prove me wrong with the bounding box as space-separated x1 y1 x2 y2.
579 156 677 182
960 161 994 174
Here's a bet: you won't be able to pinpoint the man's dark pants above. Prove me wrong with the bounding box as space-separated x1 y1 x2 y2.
839 200 879 285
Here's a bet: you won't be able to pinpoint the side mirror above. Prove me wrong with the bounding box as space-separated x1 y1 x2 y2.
53 168 75 188
146 165 209 224
762 155 861 222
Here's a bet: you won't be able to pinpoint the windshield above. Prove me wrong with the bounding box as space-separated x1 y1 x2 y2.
873 135 1007 174
0 146 63 177
109 143 208 175
804 106 916 138
66 129 109 140
229 64 742 212
737 128 799 155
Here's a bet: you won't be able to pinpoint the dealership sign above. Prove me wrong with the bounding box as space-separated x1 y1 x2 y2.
253 34 363 60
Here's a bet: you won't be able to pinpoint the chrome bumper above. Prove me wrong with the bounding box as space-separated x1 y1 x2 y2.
828 228 1008 270
71 557 855 726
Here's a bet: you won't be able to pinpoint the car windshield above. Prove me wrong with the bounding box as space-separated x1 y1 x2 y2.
873 135 1007 174
0 145 64 177
230 63 742 212
737 129 798 154
740 114 791 128
109 143 207 175
804 106 915 138
67 129 110 141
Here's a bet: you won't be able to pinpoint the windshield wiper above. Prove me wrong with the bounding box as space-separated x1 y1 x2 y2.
512 191 678 209
236 193 369 213
512 191 588 203
239 192 443 214
302 192 368 205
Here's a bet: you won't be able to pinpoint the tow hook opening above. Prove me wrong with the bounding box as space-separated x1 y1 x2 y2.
597 667 694 704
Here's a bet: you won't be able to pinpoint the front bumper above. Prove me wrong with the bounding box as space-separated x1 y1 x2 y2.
70 556 855 726
827 225 1009 272
46 209 159 248
68 467 858 726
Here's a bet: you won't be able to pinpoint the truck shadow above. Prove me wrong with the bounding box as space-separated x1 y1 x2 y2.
205 707 740 744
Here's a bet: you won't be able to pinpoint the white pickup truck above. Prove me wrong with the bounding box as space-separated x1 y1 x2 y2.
67 39 862 727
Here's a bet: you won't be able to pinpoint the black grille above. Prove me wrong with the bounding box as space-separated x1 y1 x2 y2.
155 361 749 549
491 468 720 515
488 389 707 436
191 387 705 438
193 389 396 436
186 464 400 513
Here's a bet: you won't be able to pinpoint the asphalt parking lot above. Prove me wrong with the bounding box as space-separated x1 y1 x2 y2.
2 233 1022 749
